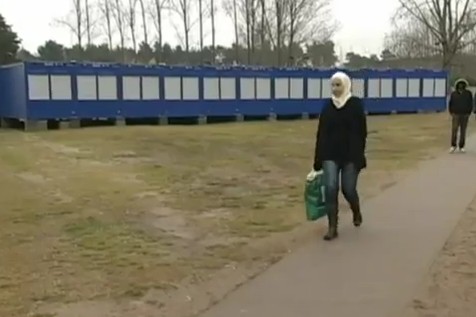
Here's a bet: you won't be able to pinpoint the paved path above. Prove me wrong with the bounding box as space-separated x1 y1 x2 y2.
199 138 476 317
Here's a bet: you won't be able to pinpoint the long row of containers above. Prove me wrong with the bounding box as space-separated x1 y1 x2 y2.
0 62 448 121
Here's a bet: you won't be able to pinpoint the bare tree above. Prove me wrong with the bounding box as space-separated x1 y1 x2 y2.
250 0 258 59
224 0 241 62
259 0 267 48
224 0 263 63
257 0 277 62
85 0 93 45
150 0 166 49
287 0 334 60
384 16 437 58
112 0 127 58
396 0 476 69
98 0 114 49
199 0 204 56
127 0 139 52
210 0 216 53
56 0 85 51
169 0 196 53
274 0 287 65
223 0 255 63
239 0 258 63
233 0 240 61
138 0 149 45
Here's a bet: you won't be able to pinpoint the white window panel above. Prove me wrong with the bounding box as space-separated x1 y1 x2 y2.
164 76 181 100
182 77 199 100
142 76 160 100
275 78 289 99
396 78 408 97
408 78 420 97
28 75 50 100
352 78 365 98
123 76 140 100
240 78 255 99
220 77 236 99
307 78 321 99
367 78 380 98
256 78 271 99
98 76 117 100
290 78 303 99
381 79 393 98
434 78 447 97
204 77 220 100
51 75 72 100
423 78 435 97
321 79 331 98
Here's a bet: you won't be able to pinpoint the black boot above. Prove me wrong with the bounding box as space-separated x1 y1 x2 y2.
323 210 338 241
351 203 362 227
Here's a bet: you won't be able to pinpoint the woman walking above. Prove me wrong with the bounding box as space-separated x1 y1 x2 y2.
310 71 368 241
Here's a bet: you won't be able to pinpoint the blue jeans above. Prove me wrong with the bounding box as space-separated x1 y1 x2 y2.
322 160 360 216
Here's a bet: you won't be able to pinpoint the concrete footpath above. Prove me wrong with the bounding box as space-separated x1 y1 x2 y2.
199 138 476 317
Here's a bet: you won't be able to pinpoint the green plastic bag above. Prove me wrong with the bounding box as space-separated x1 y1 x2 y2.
304 171 327 221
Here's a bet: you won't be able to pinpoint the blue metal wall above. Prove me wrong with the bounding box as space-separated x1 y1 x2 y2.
0 62 448 121
0 63 27 119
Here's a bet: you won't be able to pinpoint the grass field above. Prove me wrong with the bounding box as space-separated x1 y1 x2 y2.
0 113 459 317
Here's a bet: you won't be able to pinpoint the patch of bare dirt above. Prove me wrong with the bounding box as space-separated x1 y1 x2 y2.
146 207 198 240
403 195 476 317
17 172 49 184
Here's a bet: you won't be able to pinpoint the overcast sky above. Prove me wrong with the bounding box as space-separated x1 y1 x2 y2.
0 0 398 56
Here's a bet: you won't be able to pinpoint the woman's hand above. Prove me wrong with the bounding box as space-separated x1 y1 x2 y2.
306 170 318 181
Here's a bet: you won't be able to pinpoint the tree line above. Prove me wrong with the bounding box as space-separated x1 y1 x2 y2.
40 0 337 66
17 39 339 67
4 0 476 78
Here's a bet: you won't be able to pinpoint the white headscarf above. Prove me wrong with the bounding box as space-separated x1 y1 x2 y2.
330 71 352 109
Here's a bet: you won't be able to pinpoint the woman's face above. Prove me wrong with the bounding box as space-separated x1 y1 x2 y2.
331 77 345 97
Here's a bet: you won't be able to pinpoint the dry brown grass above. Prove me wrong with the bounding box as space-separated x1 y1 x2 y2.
0 113 460 317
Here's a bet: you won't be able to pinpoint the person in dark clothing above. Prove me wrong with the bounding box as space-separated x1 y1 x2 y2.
449 78 474 153
308 71 367 241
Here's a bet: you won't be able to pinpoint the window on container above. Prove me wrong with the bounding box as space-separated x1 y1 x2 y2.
351 79 365 98
122 76 140 100
275 78 289 99
240 78 255 99
380 79 393 98
204 77 219 100
434 78 447 97
28 75 50 100
290 78 303 99
142 76 160 100
98 76 117 100
367 78 380 98
164 76 181 100
321 79 331 98
422 78 435 97
50 75 72 100
77 75 97 100
307 78 321 99
408 78 420 97
256 78 271 99
182 77 199 100
396 78 408 97
220 77 236 99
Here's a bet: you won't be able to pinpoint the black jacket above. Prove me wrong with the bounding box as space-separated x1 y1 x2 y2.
313 97 367 171
449 78 474 115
